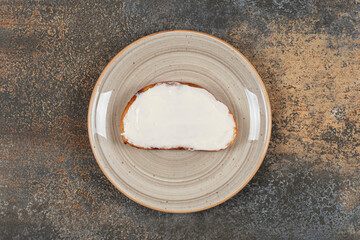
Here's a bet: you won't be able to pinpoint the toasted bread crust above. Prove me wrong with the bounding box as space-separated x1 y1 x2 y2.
121 82 237 151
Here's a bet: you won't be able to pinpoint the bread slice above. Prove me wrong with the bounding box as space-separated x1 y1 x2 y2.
121 82 237 151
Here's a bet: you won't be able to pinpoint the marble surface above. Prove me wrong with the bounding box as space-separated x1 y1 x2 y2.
1 0 359 239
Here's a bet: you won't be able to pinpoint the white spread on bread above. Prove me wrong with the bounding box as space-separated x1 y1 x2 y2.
121 82 237 151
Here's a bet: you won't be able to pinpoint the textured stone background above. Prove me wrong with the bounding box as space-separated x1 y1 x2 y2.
1 0 359 239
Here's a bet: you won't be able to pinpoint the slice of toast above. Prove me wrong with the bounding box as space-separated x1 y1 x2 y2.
121 82 237 151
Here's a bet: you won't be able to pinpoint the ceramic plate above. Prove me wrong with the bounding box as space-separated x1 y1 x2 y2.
88 30 271 213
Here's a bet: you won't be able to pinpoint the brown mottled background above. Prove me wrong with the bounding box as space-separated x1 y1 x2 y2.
1 0 359 239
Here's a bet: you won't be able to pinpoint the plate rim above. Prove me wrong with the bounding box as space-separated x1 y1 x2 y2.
87 30 272 213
